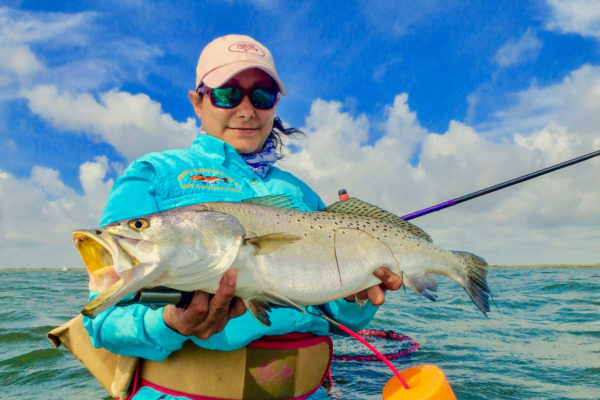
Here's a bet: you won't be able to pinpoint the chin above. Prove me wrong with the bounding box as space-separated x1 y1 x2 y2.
233 141 263 154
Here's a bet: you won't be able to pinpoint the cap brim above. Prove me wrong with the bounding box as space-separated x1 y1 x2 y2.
201 61 286 96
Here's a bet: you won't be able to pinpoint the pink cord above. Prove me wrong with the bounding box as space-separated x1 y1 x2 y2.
335 323 410 390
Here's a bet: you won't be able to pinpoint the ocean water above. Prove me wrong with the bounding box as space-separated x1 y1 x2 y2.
1 267 599 400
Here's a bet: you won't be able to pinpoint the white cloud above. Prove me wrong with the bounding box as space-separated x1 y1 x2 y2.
0 157 113 268
281 81 600 265
494 28 543 67
0 44 43 77
491 64 600 146
20 85 199 161
0 7 163 94
545 0 600 39
0 7 94 46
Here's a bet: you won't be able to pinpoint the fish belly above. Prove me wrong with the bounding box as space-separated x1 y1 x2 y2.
234 225 400 305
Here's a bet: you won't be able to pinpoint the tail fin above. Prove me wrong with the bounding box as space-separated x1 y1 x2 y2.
451 251 490 316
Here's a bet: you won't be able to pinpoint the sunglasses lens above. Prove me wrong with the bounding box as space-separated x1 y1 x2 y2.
250 88 278 109
208 87 277 109
211 87 242 108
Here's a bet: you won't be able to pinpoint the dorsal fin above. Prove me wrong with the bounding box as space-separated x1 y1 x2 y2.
323 198 432 242
242 194 298 210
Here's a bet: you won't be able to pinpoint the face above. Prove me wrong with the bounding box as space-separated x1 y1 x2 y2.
189 68 279 154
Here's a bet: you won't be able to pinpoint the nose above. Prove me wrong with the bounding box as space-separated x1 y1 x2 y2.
235 95 256 120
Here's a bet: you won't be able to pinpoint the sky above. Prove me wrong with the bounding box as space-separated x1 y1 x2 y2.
0 0 599 268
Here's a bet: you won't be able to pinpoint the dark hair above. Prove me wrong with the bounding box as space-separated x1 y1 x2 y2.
270 116 304 159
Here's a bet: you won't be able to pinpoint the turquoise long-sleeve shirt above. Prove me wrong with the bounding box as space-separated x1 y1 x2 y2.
83 133 377 399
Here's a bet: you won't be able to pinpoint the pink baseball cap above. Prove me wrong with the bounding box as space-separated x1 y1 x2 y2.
195 34 286 95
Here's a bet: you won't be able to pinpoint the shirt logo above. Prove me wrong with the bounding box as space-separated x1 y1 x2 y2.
190 174 229 184
228 42 265 57
178 169 241 192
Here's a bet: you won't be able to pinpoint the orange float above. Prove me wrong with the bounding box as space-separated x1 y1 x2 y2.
382 364 456 400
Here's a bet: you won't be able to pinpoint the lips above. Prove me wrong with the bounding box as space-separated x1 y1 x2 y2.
229 127 259 131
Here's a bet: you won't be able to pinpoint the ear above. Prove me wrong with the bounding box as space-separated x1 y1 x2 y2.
189 90 203 118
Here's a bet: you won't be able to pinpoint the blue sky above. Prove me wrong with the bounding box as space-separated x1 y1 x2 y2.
1 0 599 267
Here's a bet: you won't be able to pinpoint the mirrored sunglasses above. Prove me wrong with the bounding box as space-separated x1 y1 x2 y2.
196 86 278 110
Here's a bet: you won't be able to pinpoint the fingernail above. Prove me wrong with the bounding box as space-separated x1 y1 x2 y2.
226 270 236 285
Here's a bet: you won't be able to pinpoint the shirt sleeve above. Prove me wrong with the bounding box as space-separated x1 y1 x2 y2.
83 298 187 361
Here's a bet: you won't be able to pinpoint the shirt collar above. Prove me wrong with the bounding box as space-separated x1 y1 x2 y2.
190 130 276 177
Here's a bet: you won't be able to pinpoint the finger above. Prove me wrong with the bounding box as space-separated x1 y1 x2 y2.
186 290 210 318
355 290 368 301
366 285 386 306
344 289 368 303
179 291 211 332
194 271 237 336
228 297 247 319
373 267 403 291
209 270 237 311
163 291 209 336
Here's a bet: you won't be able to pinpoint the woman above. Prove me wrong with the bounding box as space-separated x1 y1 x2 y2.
84 34 402 400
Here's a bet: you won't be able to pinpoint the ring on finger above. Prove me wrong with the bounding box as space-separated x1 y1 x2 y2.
354 294 368 307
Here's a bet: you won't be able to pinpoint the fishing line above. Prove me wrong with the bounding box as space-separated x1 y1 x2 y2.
310 309 411 390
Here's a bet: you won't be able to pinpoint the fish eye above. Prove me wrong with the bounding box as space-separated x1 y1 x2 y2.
128 218 149 231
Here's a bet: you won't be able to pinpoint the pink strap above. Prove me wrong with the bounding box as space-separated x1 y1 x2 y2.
248 333 331 350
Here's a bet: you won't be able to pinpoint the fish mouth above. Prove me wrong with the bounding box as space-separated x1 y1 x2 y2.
73 230 142 276
73 229 147 317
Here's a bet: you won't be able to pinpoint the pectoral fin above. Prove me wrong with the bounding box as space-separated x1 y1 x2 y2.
245 233 302 255
403 272 438 302
244 289 305 326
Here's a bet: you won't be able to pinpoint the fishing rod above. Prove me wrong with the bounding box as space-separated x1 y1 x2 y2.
400 149 600 221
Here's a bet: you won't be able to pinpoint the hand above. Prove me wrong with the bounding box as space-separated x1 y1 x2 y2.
163 270 246 339
345 267 403 306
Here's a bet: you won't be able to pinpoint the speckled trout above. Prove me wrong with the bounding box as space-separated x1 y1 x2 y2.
74 196 490 325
